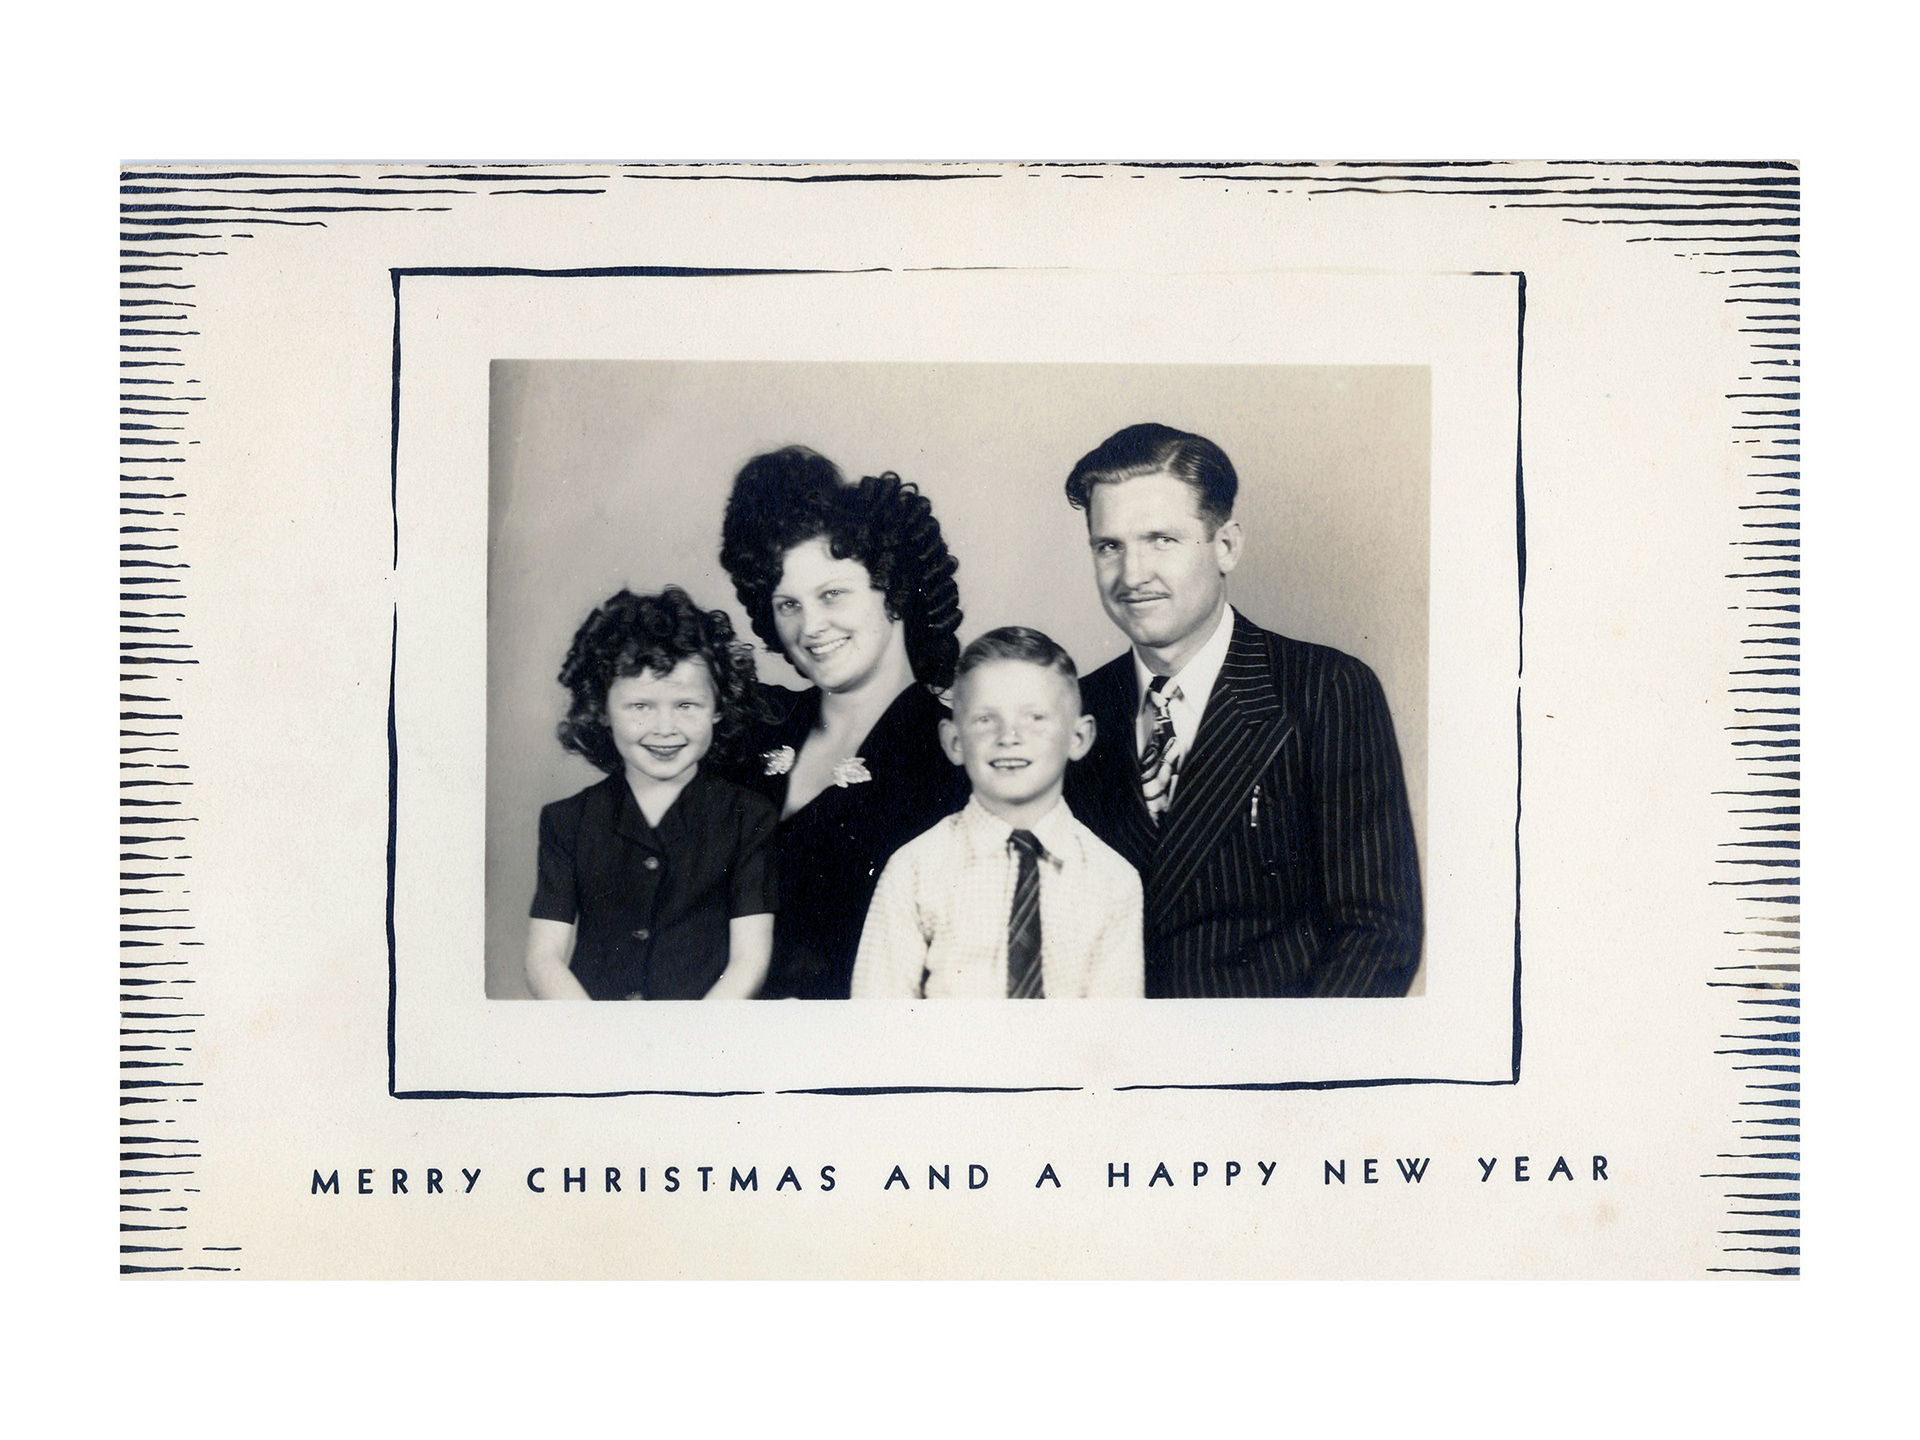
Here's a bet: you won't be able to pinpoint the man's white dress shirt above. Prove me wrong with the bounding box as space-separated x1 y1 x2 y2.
1132 602 1237 803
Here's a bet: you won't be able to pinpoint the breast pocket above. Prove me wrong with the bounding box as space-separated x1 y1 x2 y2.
1249 746 1308 890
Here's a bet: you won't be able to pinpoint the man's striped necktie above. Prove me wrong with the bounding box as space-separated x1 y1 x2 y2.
1140 675 1180 822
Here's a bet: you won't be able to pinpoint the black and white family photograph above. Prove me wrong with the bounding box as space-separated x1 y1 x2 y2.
485 362 1432 1006
18 9 1879 1416
79 150 1825 1294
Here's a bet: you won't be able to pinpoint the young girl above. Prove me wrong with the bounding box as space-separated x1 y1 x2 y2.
525 587 777 1000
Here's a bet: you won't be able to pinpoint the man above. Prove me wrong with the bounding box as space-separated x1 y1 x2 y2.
1060 422 1423 998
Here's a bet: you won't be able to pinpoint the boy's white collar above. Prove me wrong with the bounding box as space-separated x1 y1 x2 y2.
961 793 1073 859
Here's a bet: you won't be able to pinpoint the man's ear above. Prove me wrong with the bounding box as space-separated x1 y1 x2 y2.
1213 517 1245 576
938 717 965 767
1068 712 1096 763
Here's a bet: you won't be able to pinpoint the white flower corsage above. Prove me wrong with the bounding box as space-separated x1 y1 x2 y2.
831 757 873 788
761 745 797 777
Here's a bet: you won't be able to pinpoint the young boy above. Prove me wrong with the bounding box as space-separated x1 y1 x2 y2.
850 626 1144 999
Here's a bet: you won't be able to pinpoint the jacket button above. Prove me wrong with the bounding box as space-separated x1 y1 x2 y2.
643 857 660 871
632 928 650 942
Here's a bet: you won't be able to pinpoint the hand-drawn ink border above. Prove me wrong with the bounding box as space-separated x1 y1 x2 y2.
382 263 1528 1102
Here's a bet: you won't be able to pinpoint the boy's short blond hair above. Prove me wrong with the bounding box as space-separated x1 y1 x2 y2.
951 626 1081 711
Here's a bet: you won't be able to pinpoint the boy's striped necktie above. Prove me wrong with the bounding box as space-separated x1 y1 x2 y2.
1006 830 1045 999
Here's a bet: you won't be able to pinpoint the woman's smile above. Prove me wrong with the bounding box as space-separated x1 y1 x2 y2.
804 633 852 660
771 537 905 695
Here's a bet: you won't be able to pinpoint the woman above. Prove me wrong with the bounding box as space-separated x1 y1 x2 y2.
718 446 968 999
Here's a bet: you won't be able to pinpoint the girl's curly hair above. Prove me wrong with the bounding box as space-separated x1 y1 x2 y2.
718 446 963 690
555 586 760 775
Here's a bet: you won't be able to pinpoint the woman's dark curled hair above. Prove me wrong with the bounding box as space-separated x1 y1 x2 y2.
556 586 760 774
718 445 963 690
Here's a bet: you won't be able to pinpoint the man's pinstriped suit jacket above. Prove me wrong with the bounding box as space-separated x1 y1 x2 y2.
1065 610 1424 998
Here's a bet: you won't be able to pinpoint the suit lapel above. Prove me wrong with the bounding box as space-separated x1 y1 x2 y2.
1082 664 1152 875
1096 662 1159 868
1147 614 1295 930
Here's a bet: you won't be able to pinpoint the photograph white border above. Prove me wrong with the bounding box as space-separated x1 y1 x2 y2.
391 266 1521 1095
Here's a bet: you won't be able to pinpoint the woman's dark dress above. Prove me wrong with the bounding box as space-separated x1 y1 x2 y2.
723 682 966 999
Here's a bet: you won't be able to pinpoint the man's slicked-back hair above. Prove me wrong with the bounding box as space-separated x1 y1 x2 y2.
1063 422 1238 531
952 625 1081 710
